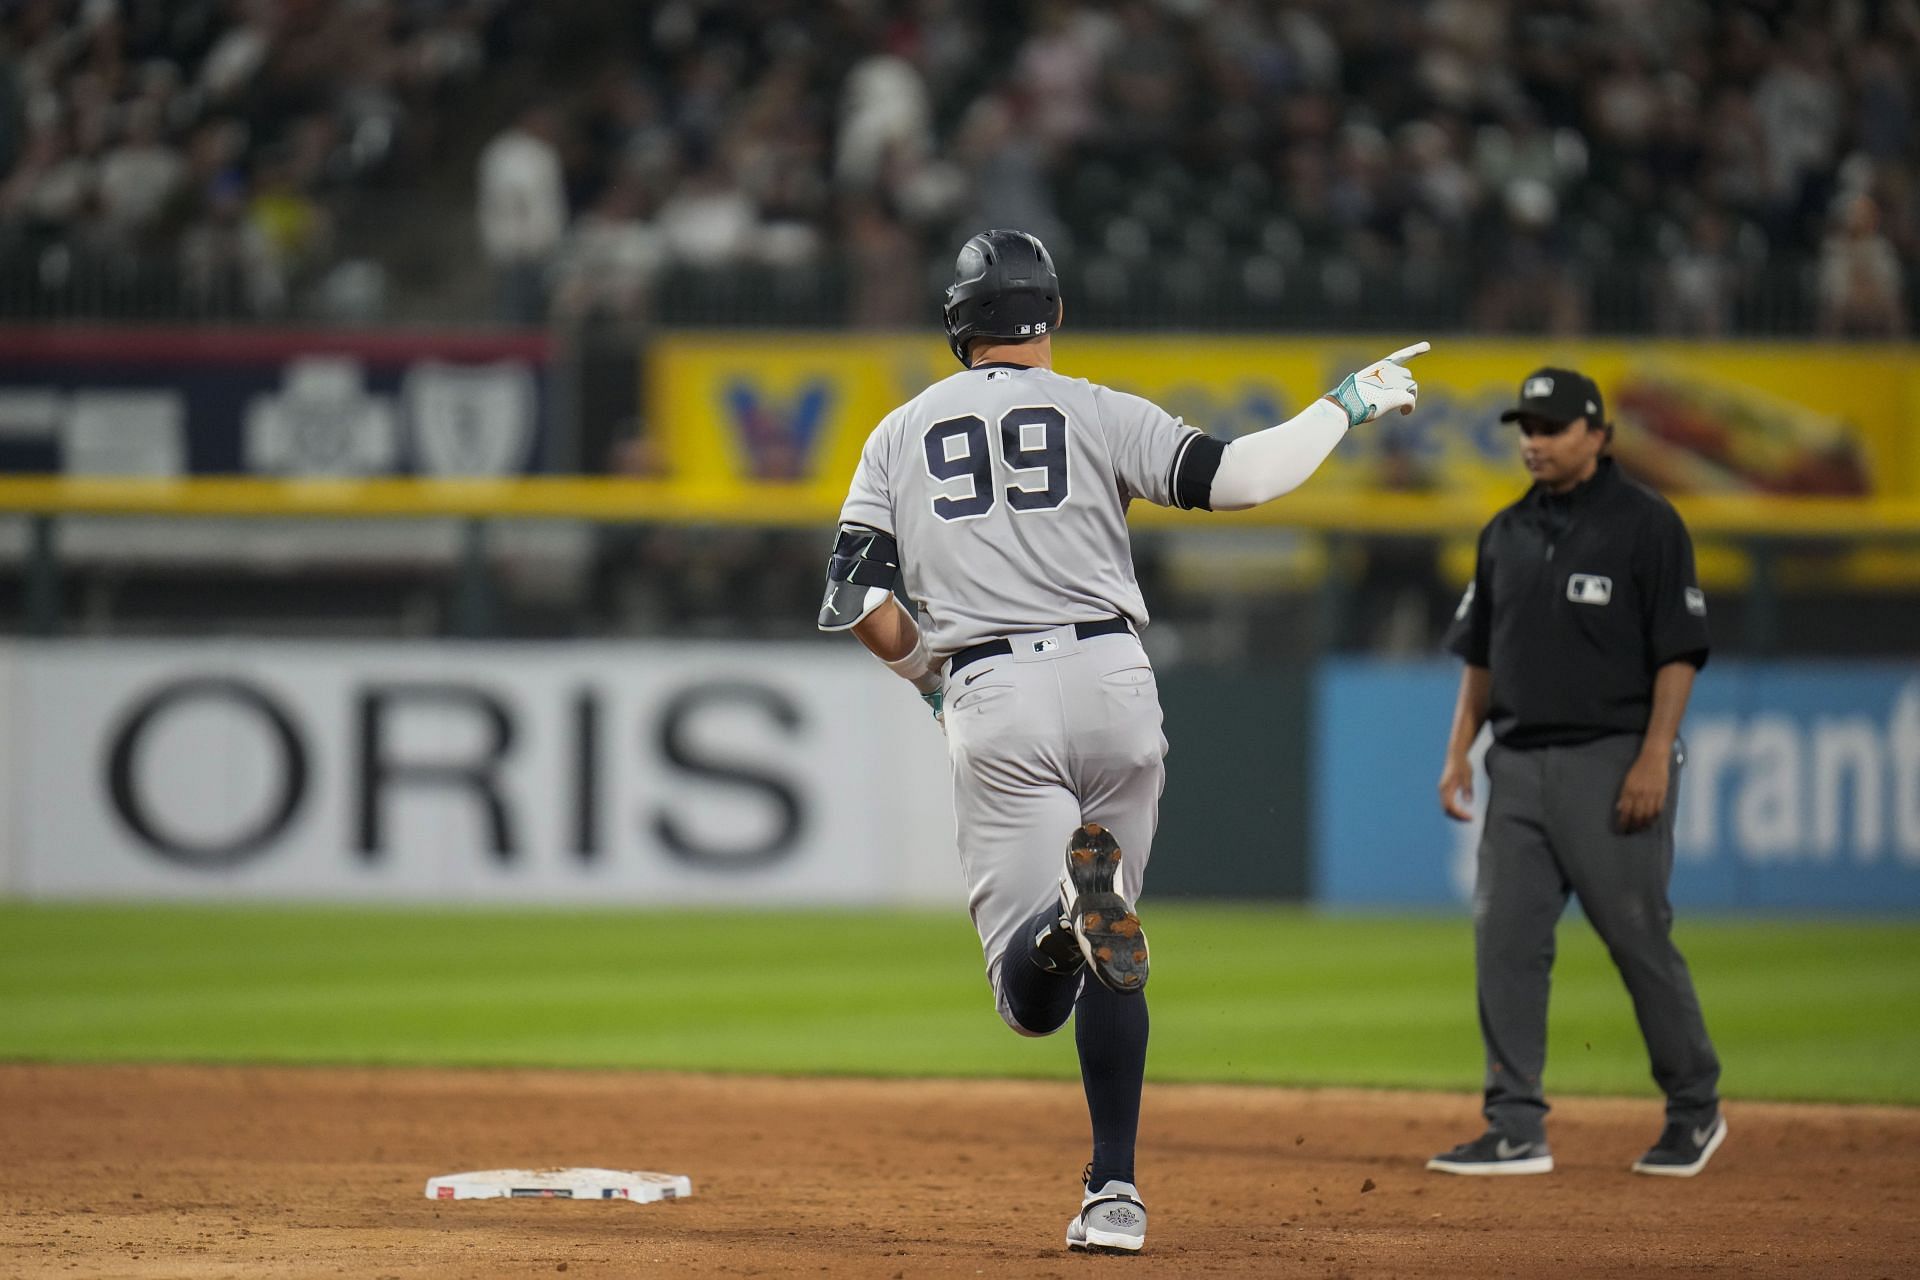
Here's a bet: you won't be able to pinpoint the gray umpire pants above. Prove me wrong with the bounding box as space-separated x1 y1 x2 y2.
1476 733 1721 1140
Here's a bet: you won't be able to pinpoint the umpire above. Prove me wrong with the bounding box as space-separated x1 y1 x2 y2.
1428 367 1725 1178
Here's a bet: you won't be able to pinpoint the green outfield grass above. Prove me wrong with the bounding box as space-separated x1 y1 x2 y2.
1 904 1915 1104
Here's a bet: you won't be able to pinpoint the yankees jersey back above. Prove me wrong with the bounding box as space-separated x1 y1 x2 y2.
838 362 1213 658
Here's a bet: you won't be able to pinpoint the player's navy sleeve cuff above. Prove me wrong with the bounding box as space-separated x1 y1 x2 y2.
1172 433 1227 511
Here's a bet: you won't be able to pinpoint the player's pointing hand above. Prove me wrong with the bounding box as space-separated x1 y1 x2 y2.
1324 341 1431 426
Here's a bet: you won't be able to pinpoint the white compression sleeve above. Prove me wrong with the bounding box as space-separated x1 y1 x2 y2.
1206 397 1350 511
882 625 942 695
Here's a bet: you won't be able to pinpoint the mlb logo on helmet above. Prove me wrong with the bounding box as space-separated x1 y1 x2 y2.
1524 375 1555 399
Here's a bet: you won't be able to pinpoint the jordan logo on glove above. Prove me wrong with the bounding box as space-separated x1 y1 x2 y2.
1326 342 1429 427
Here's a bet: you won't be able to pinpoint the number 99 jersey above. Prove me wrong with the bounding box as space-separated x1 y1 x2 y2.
836 361 1221 658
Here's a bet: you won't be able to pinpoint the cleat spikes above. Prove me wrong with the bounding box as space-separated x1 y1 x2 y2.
1060 822 1150 994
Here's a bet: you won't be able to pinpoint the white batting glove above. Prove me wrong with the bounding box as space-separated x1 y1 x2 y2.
1324 341 1429 426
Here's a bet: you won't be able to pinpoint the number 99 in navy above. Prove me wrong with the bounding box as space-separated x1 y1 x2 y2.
924 406 1070 521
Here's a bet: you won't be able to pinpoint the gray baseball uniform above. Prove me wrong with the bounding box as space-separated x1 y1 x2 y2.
837 362 1207 1028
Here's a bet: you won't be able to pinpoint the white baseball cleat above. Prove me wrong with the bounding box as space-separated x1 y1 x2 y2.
1066 1177 1147 1253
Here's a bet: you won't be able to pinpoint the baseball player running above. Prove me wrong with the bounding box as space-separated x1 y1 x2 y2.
819 229 1425 1253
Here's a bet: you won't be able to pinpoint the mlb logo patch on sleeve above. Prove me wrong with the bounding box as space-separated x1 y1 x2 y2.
1685 587 1707 616
1567 574 1613 605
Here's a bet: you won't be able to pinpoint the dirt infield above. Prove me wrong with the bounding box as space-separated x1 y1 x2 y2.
2 1065 1915 1278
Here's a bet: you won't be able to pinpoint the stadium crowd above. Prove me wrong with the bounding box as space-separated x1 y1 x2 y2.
0 0 511 318
2 0 1916 335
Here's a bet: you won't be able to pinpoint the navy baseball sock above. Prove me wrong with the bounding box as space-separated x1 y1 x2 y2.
1076 978 1149 1189
995 903 1079 1035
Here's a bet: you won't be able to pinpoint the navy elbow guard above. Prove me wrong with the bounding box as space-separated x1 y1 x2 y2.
818 523 902 630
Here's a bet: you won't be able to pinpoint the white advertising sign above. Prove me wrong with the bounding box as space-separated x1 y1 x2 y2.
0 641 961 905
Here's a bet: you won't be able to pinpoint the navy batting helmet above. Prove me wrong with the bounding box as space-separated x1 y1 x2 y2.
941 229 1061 367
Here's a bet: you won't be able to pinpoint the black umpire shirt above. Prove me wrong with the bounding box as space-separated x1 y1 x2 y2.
1444 457 1711 749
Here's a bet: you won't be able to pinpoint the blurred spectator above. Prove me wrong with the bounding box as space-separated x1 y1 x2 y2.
656 154 755 267
2 0 502 319
550 169 661 323
1400 118 1478 233
1098 0 1186 156
1753 34 1843 219
731 50 828 269
834 44 931 193
843 201 921 328
1015 3 1115 152
179 170 281 314
248 151 331 289
1419 0 1510 114
95 99 181 240
1473 178 1587 335
477 105 567 326
198 0 276 104
949 90 1065 252
1659 210 1741 338
1474 104 1584 206
1818 192 1908 339
1699 87 1770 215
4 1 1920 334
1 120 93 230
1852 39 1912 163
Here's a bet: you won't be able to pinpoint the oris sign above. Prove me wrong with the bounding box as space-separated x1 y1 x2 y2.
0 643 958 904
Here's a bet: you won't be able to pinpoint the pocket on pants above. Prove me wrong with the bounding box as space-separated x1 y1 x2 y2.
950 683 1015 715
1096 664 1164 768
1098 665 1155 697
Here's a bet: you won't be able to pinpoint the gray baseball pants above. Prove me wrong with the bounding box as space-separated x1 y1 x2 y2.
941 625 1167 1033
1476 732 1721 1139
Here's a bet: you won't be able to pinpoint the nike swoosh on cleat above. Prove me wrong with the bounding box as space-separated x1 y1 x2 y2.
1692 1125 1717 1147
1495 1139 1533 1159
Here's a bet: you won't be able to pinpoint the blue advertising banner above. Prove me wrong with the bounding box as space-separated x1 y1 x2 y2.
1315 659 1920 911
0 328 551 477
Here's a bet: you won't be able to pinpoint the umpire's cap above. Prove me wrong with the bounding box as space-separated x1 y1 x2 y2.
1500 367 1605 427
942 229 1060 367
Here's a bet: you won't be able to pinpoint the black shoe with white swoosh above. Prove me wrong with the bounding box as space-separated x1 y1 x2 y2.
1632 1114 1727 1177
1426 1131 1555 1175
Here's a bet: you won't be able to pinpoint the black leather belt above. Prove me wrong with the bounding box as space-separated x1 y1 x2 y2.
947 617 1133 676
